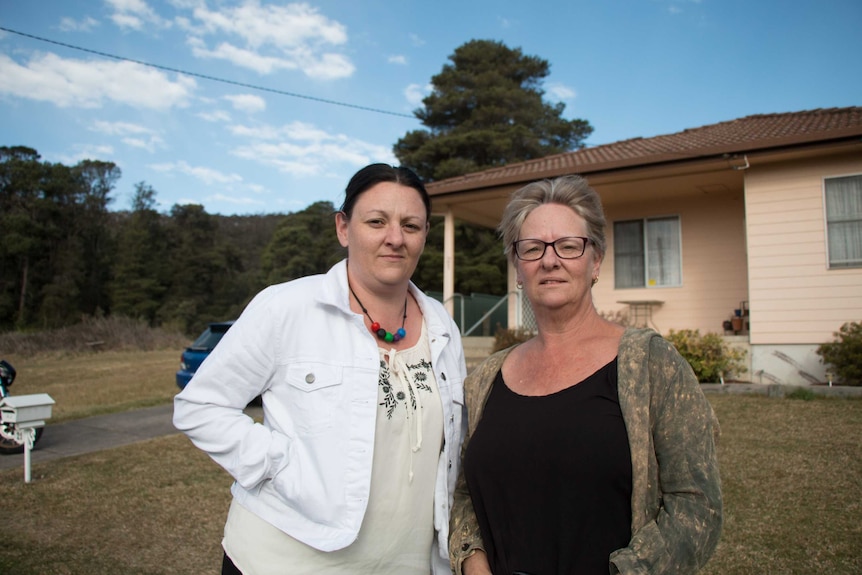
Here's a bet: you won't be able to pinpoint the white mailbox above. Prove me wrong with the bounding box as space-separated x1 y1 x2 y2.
0 393 55 428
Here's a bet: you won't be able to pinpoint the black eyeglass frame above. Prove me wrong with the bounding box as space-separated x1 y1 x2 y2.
512 236 592 261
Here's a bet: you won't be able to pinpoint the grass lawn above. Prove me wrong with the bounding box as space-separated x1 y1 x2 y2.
0 352 860 573
3 349 180 422
700 395 861 574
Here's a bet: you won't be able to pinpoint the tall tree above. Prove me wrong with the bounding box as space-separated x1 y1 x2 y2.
260 201 342 285
111 182 169 324
69 160 119 317
34 160 119 326
394 39 593 181
159 203 244 334
217 213 285 298
0 147 46 327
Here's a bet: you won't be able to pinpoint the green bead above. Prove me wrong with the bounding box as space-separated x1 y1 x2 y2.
384 332 394 342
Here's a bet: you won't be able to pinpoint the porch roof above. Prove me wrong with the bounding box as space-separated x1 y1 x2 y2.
426 106 862 197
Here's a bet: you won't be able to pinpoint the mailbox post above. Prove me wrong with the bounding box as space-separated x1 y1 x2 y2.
0 393 55 483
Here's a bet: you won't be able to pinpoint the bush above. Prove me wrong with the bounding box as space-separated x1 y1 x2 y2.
785 387 817 401
492 326 533 353
665 329 746 383
0 315 189 357
816 321 862 386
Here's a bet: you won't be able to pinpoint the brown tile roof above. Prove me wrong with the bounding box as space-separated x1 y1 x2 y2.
426 106 862 195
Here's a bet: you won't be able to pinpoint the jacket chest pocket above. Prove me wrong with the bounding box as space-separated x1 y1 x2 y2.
284 363 344 434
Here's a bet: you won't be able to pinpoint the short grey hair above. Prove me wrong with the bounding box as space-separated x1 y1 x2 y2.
498 175 607 262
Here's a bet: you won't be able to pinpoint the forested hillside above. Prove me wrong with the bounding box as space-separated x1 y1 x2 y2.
1 146 506 336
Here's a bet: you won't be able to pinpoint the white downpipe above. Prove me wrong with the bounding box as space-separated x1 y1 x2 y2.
443 209 455 317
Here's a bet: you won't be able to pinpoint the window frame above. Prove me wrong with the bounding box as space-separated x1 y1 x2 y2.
823 173 862 270
613 215 683 289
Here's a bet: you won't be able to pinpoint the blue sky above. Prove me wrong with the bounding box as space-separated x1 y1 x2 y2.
1 0 860 216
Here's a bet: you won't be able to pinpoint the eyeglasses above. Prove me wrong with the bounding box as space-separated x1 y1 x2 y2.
512 236 592 261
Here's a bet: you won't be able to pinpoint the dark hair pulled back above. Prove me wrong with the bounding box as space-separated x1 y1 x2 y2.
339 164 430 221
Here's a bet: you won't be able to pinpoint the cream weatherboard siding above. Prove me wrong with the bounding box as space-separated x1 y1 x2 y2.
596 192 749 337
743 152 862 384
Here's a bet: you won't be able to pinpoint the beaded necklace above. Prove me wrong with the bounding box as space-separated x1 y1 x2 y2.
349 283 407 343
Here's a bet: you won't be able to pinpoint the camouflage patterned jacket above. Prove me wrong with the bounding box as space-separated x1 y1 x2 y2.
449 327 722 574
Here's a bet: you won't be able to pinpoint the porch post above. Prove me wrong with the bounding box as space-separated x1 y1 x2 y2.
507 260 519 329
443 209 455 316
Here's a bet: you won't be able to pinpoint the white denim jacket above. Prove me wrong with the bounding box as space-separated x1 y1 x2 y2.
173 260 467 574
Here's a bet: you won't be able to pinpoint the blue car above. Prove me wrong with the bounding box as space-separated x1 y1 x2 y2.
175 321 234 390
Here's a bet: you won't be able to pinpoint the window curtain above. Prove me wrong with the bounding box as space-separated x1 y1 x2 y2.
614 220 644 288
646 217 682 286
825 175 862 268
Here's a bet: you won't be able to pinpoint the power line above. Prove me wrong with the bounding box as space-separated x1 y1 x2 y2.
0 26 417 120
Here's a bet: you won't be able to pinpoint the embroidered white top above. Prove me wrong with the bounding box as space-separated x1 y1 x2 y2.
222 321 443 574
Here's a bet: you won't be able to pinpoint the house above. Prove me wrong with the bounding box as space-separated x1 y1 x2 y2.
426 107 862 385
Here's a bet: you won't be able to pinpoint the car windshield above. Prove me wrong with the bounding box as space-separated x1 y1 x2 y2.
189 324 231 350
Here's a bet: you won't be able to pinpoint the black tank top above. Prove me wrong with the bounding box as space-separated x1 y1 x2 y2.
463 358 632 575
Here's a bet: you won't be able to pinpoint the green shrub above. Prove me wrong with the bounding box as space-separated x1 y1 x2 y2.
665 329 746 383
492 325 533 353
785 387 816 401
816 321 862 386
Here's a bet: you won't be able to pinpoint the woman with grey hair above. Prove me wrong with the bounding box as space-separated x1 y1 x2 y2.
449 175 722 575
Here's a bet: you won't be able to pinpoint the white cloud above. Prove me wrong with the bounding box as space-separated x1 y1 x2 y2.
166 0 201 10
198 109 232 122
208 193 265 207
229 120 395 177
105 0 170 30
662 0 702 14
546 82 576 101
56 145 116 165
149 160 244 185
404 83 431 107
245 182 267 194
181 1 354 79
90 120 153 136
224 93 266 113
59 16 100 32
122 136 164 152
0 53 195 109
300 53 355 80
229 123 282 140
388 55 407 65
187 37 297 74
111 13 144 29
188 1 347 47
88 120 165 152
408 33 425 47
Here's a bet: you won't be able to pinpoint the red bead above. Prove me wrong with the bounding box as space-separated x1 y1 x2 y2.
371 322 380 332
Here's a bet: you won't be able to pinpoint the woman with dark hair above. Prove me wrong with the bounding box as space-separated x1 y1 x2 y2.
174 163 466 574
449 175 722 575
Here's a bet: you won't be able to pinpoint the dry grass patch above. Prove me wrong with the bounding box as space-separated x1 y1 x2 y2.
702 395 862 574
0 435 232 575
4 349 180 422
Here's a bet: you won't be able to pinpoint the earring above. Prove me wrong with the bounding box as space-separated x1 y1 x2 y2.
591 276 599 286
516 281 523 289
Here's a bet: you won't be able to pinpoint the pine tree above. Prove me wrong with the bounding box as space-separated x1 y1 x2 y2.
394 39 593 181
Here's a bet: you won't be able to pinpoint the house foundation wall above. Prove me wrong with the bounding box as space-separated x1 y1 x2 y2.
749 343 828 386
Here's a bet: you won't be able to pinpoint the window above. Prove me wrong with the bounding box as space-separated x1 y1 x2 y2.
614 216 682 288
825 175 862 269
